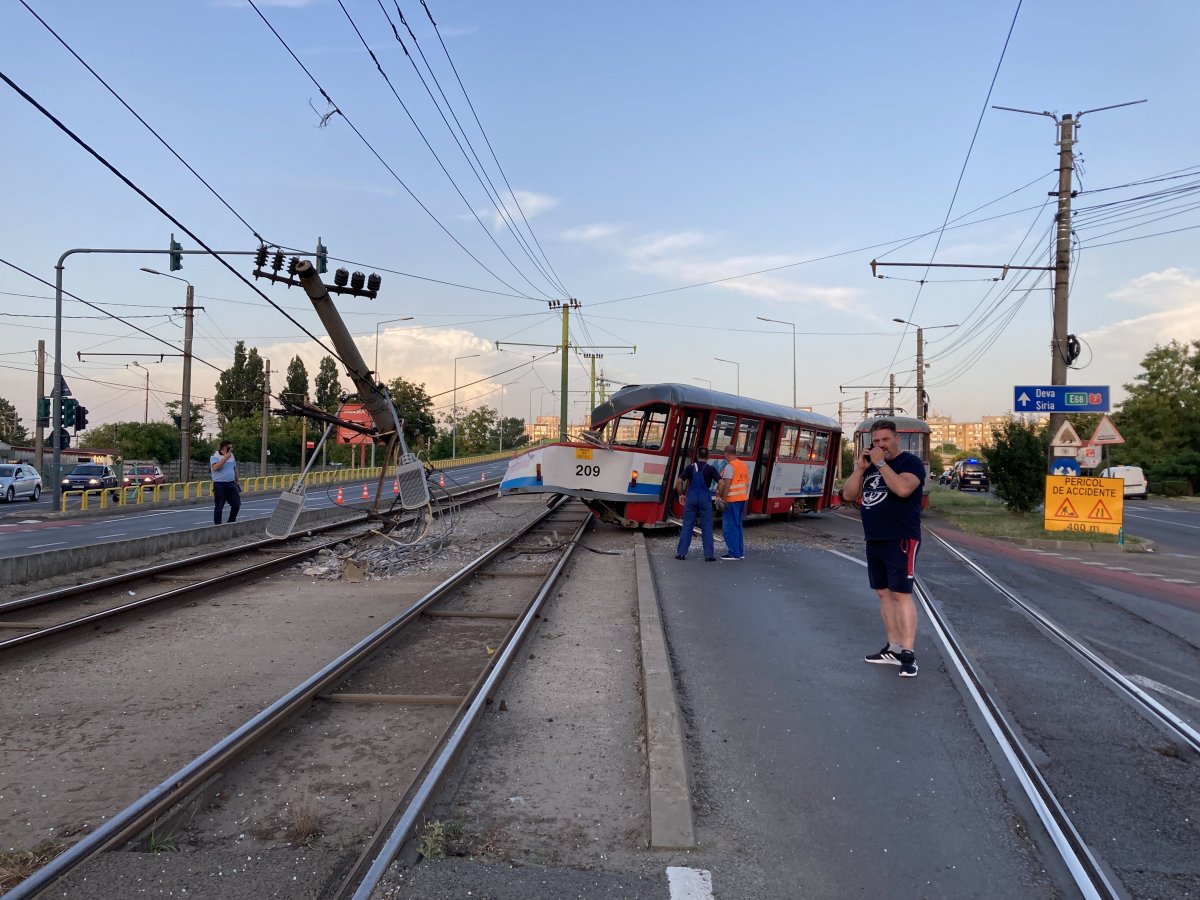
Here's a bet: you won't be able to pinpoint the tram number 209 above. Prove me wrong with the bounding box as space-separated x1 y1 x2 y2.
575 464 601 477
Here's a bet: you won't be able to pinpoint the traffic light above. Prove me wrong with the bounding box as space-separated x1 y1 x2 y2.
62 397 77 427
37 397 50 428
74 406 88 432
169 234 183 271
316 239 328 274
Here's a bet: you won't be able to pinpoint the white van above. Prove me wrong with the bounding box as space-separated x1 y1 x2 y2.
1099 465 1147 500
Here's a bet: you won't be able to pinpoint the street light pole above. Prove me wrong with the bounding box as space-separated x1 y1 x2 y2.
374 316 414 383
141 268 196 482
452 354 480 459
713 357 740 394
756 316 797 407
128 361 149 423
892 319 957 419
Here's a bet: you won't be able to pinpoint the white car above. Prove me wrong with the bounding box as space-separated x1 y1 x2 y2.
1099 465 1148 500
0 463 43 502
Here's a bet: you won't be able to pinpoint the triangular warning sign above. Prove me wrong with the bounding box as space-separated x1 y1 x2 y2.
1050 420 1082 447
1090 415 1124 445
1088 499 1114 520
1055 498 1080 518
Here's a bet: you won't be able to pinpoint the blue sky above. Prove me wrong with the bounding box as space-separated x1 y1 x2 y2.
2 0 1198 437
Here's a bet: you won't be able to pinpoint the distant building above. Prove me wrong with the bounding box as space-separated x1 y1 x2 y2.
928 413 1048 451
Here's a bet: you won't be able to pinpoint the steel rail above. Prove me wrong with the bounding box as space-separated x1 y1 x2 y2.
931 531 1200 755
346 506 592 899
6 496 569 900
913 574 1118 900
2 478 499 615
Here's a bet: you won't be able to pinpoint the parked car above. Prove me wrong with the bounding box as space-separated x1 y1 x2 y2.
123 463 166 488
950 459 990 492
0 463 42 502
1099 465 1148 499
62 463 121 497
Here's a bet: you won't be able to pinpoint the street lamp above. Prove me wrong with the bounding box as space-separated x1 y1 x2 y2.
374 316 414 383
891 318 957 419
452 353 480 459
693 377 712 389
127 361 150 423
141 267 195 482
713 357 740 394
757 316 797 408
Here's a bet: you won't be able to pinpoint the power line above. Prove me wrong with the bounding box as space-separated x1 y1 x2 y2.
245 0 542 302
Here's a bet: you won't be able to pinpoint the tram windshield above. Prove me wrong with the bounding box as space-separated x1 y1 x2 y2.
605 404 670 449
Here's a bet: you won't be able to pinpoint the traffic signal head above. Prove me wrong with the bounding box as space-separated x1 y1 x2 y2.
316 240 328 274
37 397 51 427
74 406 89 432
169 236 183 272
62 397 77 427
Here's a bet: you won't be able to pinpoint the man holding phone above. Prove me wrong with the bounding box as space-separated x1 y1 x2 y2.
840 420 925 677
209 439 241 526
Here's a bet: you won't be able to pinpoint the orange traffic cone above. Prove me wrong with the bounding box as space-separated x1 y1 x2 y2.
439 473 445 488
335 485 344 505
362 483 370 499
392 479 399 495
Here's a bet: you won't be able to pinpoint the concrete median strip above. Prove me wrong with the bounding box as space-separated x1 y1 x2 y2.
633 531 696 849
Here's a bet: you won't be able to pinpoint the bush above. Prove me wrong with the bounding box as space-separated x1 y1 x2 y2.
982 418 1047 514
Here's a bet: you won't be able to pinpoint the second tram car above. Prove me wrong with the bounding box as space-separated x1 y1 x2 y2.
501 383 842 527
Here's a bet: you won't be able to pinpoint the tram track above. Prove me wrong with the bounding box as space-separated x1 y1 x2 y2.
8 497 591 899
0 480 500 658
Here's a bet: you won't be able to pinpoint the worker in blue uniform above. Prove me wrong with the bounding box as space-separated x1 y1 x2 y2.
674 447 721 561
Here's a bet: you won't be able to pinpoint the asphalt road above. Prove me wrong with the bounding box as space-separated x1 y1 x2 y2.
0 460 510 559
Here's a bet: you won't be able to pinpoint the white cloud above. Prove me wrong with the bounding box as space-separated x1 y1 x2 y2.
562 224 620 243
1082 267 1200 375
480 190 559 232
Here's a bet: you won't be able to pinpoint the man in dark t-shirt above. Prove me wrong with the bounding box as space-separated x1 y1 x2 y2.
840 420 926 677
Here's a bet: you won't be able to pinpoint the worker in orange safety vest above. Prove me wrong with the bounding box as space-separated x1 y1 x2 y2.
716 444 749 559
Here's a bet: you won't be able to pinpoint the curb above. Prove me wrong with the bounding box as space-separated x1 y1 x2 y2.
632 532 696 850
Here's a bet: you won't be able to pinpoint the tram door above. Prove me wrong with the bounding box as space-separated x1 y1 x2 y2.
749 421 777 512
667 409 705 517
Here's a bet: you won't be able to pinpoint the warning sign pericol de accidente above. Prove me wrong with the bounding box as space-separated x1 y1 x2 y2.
1043 475 1124 535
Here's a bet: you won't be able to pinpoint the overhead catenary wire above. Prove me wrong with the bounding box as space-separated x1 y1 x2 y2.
375 0 571 298
417 0 573 299
245 0 543 303
333 0 563 302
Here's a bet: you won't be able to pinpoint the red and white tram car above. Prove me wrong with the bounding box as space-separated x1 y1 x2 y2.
500 383 842 527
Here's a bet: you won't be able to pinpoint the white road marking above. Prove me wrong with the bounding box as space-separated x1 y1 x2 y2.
1128 674 1200 710
825 547 866 567
28 542 66 549
96 533 126 539
1125 512 1200 530
667 867 714 899
1161 578 1197 585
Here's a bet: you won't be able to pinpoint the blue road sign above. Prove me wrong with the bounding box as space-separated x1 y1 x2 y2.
1050 457 1080 476
1014 385 1109 413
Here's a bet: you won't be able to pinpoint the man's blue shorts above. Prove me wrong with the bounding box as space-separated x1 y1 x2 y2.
866 538 920 594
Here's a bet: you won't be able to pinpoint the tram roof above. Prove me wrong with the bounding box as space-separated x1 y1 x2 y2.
852 414 930 433
593 383 840 431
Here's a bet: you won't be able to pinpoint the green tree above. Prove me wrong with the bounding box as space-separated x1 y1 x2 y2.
929 448 945 478
1113 340 1200 490
458 406 499 454
284 355 309 404
81 421 182 464
0 397 28 445
213 341 266 427
499 416 529 450
314 356 342 413
386 376 438 448
981 417 1047 514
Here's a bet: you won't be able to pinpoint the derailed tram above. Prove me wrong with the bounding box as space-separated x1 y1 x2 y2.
500 383 842 528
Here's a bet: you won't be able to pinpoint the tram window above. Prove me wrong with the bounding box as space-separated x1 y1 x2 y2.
796 428 815 459
811 431 829 462
900 432 926 458
735 418 760 454
779 425 799 459
609 405 669 449
709 414 738 452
